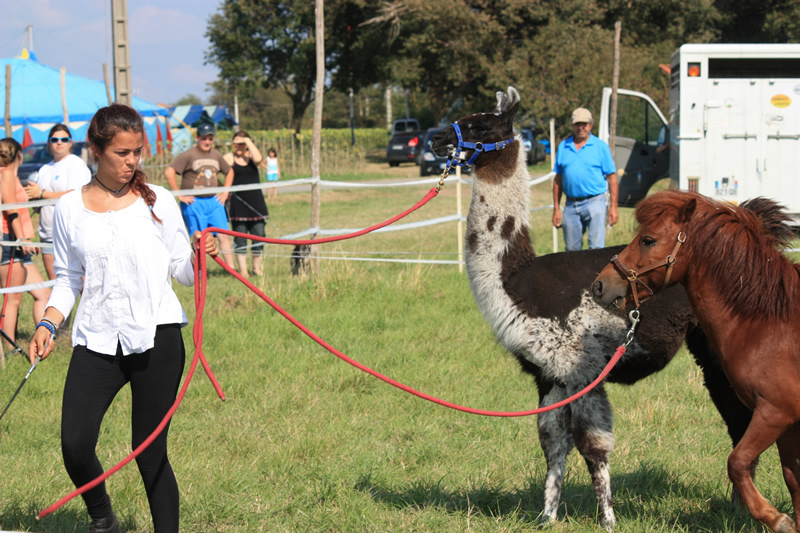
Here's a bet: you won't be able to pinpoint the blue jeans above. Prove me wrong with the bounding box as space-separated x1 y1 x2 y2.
562 194 607 251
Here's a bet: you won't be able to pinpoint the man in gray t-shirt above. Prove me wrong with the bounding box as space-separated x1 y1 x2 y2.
165 123 236 269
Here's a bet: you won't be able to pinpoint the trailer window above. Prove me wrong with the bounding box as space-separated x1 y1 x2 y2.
615 95 662 146
708 58 800 78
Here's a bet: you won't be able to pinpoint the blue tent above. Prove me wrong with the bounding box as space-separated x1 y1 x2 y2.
168 104 234 129
0 56 169 155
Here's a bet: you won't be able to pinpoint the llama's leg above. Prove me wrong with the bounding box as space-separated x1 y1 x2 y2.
729 409 795 533
775 424 800 531
570 384 616 531
537 384 573 525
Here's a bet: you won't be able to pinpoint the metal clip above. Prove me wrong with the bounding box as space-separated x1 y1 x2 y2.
625 309 640 347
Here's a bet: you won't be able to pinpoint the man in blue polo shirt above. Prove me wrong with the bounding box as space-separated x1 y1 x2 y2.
552 107 618 251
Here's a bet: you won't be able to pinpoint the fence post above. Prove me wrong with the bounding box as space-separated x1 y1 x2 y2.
456 165 463 273
551 117 558 254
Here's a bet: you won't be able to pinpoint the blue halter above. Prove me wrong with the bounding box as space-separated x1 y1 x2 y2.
446 122 517 170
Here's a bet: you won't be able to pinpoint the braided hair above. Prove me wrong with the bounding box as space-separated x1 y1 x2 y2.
87 104 160 221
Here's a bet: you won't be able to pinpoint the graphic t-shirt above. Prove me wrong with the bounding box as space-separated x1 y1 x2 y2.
168 146 231 196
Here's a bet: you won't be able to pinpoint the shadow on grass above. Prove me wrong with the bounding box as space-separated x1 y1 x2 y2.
1 501 140 533
354 462 770 530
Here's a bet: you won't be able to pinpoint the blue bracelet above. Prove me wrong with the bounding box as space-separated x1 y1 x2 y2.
36 321 56 336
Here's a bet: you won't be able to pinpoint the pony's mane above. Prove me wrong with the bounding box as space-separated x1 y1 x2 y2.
636 191 799 320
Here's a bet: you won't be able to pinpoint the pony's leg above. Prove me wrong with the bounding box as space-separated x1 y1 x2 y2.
537 384 573 525
729 410 795 533
570 384 615 531
775 424 800 531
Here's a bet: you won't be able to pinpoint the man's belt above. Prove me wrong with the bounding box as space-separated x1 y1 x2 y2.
566 193 603 202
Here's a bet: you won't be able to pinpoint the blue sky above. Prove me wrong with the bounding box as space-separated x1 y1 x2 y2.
0 0 223 106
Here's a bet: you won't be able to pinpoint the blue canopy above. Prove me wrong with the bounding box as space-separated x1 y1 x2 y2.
0 57 168 153
169 104 234 129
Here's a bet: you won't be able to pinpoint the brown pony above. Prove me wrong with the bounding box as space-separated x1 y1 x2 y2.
592 189 800 533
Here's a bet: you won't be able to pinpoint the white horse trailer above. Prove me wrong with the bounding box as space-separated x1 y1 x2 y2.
600 43 800 218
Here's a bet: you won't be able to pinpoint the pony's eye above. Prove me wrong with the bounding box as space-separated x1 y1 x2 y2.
641 236 656 247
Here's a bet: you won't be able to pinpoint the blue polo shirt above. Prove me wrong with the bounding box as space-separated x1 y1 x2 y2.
555 134 616 199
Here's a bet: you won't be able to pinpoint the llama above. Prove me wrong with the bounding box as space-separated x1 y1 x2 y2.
430 87 752 530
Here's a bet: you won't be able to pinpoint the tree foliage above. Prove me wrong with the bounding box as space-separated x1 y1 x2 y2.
205 0 800 134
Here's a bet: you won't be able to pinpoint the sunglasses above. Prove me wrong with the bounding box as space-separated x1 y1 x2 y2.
50 136 71 144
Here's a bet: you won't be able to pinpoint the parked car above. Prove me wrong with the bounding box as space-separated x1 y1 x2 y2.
390 118 420 136
520 128 545 165
418 128 473 177
18 141 92 186
386 130 422 167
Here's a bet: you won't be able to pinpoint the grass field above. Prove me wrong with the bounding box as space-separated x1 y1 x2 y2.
0 170 795 532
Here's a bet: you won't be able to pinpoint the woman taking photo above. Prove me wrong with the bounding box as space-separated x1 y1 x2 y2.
29 104 218 533
223 131 269 277
24 124 92 280
0 138 49 344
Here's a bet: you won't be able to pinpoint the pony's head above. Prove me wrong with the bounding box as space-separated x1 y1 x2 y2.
593 190 798 319
591 190 700 313
431 87 520 173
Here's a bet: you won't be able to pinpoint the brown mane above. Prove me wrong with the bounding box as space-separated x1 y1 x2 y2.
635 190 799 320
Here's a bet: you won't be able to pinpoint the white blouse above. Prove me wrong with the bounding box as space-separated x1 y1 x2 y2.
47 184 195 355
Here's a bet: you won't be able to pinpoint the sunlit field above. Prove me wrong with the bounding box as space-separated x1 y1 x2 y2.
1 171 797 532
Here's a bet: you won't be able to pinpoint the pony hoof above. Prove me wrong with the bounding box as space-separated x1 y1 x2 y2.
772 513 796 533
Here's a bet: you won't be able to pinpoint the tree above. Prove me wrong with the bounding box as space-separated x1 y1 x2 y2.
205 0 388 132
172 93 204 106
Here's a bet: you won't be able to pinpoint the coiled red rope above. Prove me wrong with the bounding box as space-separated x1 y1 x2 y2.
37 186 627 519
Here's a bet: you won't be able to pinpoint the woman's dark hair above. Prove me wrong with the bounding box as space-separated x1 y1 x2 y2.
233 130 250 140
88 104 158 219
0 138 22 167
47 123 73 155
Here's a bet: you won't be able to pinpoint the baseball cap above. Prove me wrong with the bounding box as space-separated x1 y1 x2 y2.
571 108 593 124
197 123 215 137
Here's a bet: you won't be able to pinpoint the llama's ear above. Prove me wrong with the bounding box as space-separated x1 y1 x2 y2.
677 198 697 223
494 91 510 115
503 87 520 124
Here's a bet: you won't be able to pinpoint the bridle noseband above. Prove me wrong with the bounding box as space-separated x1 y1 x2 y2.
610 231 686 309
446 122 516 170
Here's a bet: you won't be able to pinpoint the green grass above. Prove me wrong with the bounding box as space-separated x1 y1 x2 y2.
0 177 794 532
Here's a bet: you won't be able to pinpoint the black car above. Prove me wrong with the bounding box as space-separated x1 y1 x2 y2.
18 142 91 186
386 131 421 167
418 128 474 177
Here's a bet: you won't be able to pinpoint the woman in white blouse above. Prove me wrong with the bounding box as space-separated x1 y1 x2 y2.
29 104 218 533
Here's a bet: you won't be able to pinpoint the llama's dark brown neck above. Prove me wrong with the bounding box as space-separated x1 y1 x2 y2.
473 142 520 184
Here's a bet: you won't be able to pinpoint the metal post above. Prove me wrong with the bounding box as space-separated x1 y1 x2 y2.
349 87 355 146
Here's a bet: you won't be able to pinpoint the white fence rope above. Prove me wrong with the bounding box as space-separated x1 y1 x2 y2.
0 172 557 282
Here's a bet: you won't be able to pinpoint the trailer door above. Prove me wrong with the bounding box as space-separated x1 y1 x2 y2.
762 81 800 214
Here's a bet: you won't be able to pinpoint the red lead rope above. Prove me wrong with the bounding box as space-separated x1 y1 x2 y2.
37 186 627 519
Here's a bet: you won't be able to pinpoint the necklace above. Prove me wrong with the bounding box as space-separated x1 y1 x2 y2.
94 176 129 195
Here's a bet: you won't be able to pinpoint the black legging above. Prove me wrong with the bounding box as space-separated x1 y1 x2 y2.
61 324 185 532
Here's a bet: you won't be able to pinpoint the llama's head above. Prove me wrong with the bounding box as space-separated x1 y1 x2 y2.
431 87 520 170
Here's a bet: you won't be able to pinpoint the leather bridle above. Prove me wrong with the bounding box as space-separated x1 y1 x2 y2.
609 231 686 309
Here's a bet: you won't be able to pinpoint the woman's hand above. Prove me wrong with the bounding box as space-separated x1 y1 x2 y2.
23 183 42 200
20 240 39 256
29 326 55 364
193 231 219 258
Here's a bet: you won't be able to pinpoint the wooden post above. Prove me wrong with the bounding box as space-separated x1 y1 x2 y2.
4 64 11 138
308 0 325 274
456 164 463 273
609 21 621 159
551 117 558 254
60 67 69 125
103 63 113 105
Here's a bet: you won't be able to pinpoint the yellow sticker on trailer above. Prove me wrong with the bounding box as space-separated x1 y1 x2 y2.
771 94 791 108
